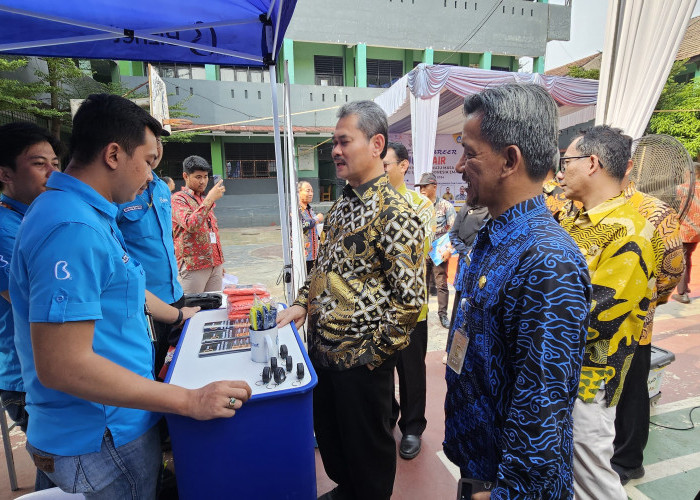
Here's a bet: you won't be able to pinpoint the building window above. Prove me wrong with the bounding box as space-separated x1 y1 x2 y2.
151 63 206 80
314 56 344 86
367 59 404 88
225 143 277 178
220 66 270 83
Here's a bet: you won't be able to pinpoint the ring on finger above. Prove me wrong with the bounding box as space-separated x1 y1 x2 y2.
227 397 237 409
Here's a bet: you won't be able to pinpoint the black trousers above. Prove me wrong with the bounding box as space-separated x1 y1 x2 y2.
313 357 397 500
612 343 651 470
152 295 185 378
392 320 428 436
426 259 449 317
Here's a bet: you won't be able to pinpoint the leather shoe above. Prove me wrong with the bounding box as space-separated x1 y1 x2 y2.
614 465 645 486
399 434 421 459
439 315 450 329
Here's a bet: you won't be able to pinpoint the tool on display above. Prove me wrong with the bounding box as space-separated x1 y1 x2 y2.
249 296 277 332
286 356 293 373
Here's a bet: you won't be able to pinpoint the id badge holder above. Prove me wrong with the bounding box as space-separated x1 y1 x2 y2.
447 324 469 375
209 231 217 244
144 305 157 343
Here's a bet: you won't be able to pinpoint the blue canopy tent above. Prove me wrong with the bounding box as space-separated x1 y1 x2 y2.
0 0 303 302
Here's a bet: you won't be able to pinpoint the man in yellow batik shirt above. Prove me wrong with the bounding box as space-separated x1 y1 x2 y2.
557 126 662 500
384 141 436 460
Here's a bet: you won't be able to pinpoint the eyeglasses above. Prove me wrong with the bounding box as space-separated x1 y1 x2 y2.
558 155 605 173
382 161 400 168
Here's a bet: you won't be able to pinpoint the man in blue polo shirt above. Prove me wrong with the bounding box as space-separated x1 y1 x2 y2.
10 94 251 498
0 122 60 491
117 137 194 376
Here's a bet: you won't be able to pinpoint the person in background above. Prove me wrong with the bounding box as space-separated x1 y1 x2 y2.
277 101 425 500
0 122 60 492
384 141 435 460
298 180 324 274
444 83 591 499
117 137 199 377
162 175 176 193
454 185 467 201
610 170 684 485
557 125 660 500
10 94 250 498
416 172 456 329
442 186 454 202
172 155 226 293
673 161 700 304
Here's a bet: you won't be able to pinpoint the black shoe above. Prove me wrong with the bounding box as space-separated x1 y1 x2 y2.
399 434 421 459
614 465 645 485
439 315 450 329
429 288 437 296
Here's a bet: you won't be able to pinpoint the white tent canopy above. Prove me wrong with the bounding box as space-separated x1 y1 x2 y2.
595 0 697 139
375 65 599 180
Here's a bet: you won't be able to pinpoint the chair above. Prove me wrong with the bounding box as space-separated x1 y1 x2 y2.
320 185 332 202
1 407 18 491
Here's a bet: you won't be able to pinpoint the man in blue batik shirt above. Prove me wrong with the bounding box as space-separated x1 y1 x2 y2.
444 84 591 500
10 94 251 498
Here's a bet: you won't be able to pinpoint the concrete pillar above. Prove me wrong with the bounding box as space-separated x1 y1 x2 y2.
344 45 355 86
282 38 295 84
210 137 225 176
118 61 145 77
422 48 434 65
533 56 545 74
404 49 414 74
355 43 367 88
479 52 492 70
205 64 217 81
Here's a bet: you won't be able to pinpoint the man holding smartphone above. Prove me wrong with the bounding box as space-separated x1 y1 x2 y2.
172 155 226 293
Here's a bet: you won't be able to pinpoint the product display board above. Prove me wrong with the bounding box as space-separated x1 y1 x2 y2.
165 306 318 499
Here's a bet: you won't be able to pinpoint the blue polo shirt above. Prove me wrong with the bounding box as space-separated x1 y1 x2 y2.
0 194 28 392
117 172 183 304
10 172 159 456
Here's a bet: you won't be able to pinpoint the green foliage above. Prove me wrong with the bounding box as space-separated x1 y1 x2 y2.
0 57 63 120
648 60 700 159
565 65 600 80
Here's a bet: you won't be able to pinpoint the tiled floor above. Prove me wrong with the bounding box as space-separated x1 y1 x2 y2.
0 227 698 499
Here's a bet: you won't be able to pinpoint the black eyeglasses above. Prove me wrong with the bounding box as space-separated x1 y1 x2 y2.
558 155 604 173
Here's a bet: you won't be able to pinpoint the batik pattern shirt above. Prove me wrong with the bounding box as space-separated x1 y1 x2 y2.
299 204 320 262
444 196 591 499
434 198 456 237
398 182 435 322
171 187 224 272
678 181 700 243
293 175 425 370
542 178 582 220
624 186 684 345
559 193 661 406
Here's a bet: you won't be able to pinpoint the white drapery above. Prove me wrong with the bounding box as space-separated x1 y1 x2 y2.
409 91 441 181
596 0 697 138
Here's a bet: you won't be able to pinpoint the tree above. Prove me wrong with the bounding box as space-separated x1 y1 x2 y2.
648 60 700 159
566 65 600 80
0 57 63 123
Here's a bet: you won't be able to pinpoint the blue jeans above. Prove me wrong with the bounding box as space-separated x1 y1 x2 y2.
0 390 28 432
27 424 161 499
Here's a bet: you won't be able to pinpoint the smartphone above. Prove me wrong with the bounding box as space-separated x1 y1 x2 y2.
212 174 222 184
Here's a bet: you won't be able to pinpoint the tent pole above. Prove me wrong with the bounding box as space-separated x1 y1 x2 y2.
269 64 294 303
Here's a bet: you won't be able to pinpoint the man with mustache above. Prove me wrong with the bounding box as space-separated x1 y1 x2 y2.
277 101 425 500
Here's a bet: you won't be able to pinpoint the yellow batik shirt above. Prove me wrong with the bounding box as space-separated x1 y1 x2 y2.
398 182 435 322
294 175 425 370
624 185 684 345
559 193 662 406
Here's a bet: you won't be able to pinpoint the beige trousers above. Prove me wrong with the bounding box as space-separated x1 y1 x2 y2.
179 264 224 294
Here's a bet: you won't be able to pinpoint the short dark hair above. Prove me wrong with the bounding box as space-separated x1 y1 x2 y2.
387 141 409 163
337 100 389 159
70 93 163 165
183 155 212 174
162 176 173 184
575 125 631 181
463 83 559 181
0 122 61 171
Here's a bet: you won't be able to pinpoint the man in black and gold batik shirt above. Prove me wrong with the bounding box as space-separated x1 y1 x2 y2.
277 100 425 500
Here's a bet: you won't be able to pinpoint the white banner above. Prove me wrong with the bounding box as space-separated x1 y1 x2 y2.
148 64 171 134
390 132 468 209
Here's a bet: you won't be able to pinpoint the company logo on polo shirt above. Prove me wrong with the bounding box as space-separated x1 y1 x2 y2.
123 205 143 213
0 254 7 268
122 254 130 264
54 261 71 280
159 197 169 204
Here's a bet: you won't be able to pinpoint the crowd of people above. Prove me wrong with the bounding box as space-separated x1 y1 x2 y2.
0 83 697 499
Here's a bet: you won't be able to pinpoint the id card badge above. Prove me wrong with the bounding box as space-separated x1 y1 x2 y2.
447 325 469 374
209 231 217 244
